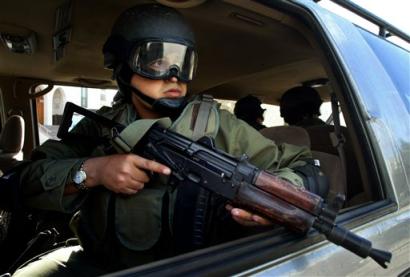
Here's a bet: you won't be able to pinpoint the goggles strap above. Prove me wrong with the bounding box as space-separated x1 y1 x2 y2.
117 74 156 106
130 86 157 106
116 64 187 119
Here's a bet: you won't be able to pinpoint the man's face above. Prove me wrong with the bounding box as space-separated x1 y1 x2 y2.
130 73 187 101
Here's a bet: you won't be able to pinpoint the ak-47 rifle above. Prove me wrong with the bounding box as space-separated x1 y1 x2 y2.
57 102 392 268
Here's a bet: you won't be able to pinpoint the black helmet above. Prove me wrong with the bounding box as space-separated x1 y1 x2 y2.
234 95 266 122
103 4 197 83
280 86 323 125
103 4 197 116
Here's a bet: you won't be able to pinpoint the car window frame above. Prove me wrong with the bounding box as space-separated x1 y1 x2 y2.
106 200 396 276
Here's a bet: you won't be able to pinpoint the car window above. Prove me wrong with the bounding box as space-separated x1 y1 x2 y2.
217 98 284 127
318 0 409 50
358 28 410 112
320 102 346 126
35 85 117 144
217 99 345 127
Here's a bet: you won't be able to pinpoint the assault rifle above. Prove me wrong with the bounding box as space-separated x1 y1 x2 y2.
58 102 392 268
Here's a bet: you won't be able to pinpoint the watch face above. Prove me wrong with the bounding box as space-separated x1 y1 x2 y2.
73 170 86 184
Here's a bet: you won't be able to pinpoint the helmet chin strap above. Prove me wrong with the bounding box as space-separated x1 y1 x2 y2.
117 74 187 119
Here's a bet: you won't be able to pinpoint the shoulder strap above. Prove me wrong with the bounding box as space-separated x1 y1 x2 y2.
192 94 214 141
173 95 216 253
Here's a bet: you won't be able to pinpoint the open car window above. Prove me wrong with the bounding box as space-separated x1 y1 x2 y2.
34 85 117 144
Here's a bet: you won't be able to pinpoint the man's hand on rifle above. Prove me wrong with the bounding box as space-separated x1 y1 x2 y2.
226 204 273 227
80 154 171 194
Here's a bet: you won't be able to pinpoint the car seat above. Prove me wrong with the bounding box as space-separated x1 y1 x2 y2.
259 126 310 147
0 115 25 174
304 125 365 203
260 126 346 202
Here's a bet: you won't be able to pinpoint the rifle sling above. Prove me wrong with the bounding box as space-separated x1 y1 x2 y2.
173 95 215 253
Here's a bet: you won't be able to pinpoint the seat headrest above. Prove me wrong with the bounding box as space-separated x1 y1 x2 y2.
305 125 334 132
260 126 311 147
0 115 25 153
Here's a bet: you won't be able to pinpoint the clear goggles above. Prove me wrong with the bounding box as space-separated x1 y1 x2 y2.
129 41 197 82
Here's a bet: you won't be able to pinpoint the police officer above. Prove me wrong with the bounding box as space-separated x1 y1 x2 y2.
15 4 313 276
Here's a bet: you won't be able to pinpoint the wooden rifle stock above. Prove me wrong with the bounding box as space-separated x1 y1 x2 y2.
254 171 323 215
233 170 323 234
234 183 315 233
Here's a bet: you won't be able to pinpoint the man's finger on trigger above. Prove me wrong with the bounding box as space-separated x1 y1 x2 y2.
134 156 171 175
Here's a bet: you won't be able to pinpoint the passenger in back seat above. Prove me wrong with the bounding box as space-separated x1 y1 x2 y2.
279 86 326 127
279 86 364 203
234 95 267 130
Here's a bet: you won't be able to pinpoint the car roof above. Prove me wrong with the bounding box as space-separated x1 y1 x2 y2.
0 0 329 104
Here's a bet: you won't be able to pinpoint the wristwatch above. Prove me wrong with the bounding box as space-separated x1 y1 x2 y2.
73 162 88 191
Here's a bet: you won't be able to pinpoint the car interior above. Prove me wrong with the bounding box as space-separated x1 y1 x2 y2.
0 0 390 274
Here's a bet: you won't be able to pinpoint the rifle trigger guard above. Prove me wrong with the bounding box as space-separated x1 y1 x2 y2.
146 142 185 182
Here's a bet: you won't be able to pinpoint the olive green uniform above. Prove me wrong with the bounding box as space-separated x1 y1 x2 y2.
15 96 311 276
